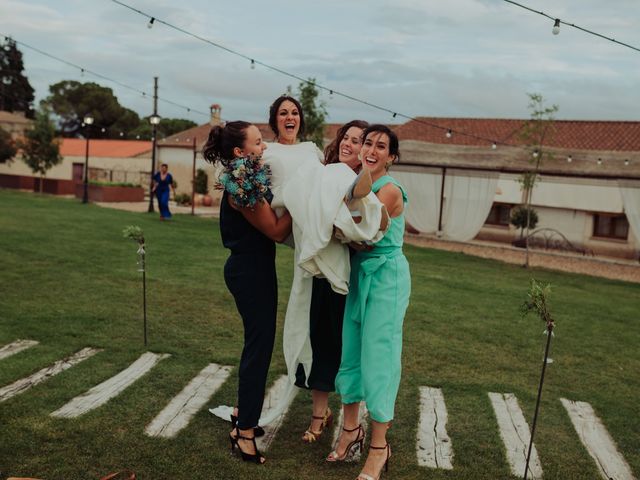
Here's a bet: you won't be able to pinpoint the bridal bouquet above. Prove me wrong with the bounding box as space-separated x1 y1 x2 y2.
217 155 271 208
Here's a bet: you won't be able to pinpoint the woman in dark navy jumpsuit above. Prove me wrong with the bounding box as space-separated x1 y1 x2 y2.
203 121 291 464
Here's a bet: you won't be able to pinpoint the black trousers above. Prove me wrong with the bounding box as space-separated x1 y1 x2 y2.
295 277 346 392
224 253 277 429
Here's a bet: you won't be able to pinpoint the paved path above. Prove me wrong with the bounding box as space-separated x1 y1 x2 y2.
405 234 640 284
94 200 219 218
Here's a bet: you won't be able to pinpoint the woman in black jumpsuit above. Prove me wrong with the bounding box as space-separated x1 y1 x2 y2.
203 121 291 464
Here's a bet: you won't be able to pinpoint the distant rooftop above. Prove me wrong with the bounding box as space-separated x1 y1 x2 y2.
59 138 151 158
395 118 640 152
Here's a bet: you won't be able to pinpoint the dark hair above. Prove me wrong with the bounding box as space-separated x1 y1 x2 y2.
268 95 305 140
202 120 252 167
362 124 400 164
324 120 369 165
160 163 168 168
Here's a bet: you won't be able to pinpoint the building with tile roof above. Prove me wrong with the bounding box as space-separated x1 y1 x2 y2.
0 137 152 187
392 118 640 260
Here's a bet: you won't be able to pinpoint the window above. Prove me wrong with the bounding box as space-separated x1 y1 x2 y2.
485 203 512 226
592 214 629 240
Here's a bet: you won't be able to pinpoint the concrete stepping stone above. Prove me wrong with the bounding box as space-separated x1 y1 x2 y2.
0 347 101 403
145 363 232 438
0 339 39 360
51 351 169 418
256 375 298 452
488 392 542 479
417 386 454 470
561 398 635 480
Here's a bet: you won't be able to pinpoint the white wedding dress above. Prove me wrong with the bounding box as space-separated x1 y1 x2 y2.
211 141 384 427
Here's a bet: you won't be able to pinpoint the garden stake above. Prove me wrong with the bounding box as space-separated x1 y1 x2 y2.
123 226 147 346
521 279 555 480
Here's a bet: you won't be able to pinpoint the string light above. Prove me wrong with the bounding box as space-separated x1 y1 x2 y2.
503 0 640 53
108 1 502 148
1 34 210 119
597 158 602 165
567 155 572 163
552 19 561 35
392 113 397 118
532 150 539 158
250 59 255 69
147 17 155 29
492 142 497 150
624 159 630 166
446 130 452 139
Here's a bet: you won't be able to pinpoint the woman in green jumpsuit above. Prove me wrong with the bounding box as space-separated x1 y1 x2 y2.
328 125 411 480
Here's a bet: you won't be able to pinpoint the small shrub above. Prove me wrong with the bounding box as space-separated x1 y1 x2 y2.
194 169 209 194
89 180 141 188
510 205 539 238
174 193 191 206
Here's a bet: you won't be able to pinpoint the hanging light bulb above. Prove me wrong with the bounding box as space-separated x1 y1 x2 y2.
446 129 452 138
329 89 334 99
552 19 561 35
147 17 155 29
597 158 602 165
567 155 572 163
392 113 397 118
101 127 106 133
491 142 497 150
119 132 124 137
250 59 255 69
624 159 630 166
532 150 539 158
80 68 85 77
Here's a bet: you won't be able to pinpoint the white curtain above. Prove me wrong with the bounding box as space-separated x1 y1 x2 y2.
392 167 442 234
619 180 640 246
441 170 499 241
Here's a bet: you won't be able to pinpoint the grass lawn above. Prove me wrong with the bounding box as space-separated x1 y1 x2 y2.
0 189 638 480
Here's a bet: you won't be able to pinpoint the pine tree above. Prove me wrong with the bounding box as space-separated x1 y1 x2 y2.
0 37 35 117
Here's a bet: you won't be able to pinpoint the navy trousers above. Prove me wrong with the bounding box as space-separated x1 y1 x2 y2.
224 253 277 429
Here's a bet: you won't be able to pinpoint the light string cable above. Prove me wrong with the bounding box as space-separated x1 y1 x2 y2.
110 0 511 147
1 34 210 118
503 0 640 53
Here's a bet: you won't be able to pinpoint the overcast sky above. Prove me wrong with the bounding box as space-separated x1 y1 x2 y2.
2 0 639 127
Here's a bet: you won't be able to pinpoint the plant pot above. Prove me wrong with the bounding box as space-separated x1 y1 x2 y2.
202 194 213 207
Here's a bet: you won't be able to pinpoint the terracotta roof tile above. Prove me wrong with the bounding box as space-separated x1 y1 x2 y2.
394 118 640 152
60 138 152 157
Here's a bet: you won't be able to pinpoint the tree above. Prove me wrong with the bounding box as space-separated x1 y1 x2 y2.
0 37 35 117
510 206 539 239
0 128 17 163
517 93 558 267
297 78 327 148
20 108 62 192
42 81 140 138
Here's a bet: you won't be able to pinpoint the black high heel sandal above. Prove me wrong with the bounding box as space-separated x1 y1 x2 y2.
231 413 265 437
229 427 266 464
356 443 391 480
326 424 365 462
